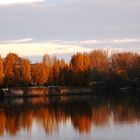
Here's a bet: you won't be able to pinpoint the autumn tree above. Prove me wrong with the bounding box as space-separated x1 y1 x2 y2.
89 50 110 82
70 53 90 85
3 53 21 87
51 56 60 84
59 60 70 85
128 54 140 78
71 53 83 72
111 52 135 72
21 59 31 86
13 64 21 86
0 50 139 88
0 56 4 86
89 50 109 72
110 52 140 87
31 63 48 85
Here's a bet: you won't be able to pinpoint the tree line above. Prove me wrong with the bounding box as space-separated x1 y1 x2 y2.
0 50 139 89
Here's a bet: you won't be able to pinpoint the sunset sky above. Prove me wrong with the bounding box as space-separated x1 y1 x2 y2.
0 0 140 61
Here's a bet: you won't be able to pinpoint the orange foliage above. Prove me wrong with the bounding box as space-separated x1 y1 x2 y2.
0 57 4 86
21 59 31 85
0 50 139 87
111 52 135 71
31 63 48 85
89 50 109 72
3 53 21 86
70 53 90 85
70 53 90 72
52 57 60 84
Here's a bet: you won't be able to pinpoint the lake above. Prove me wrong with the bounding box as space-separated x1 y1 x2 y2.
0 94 140 140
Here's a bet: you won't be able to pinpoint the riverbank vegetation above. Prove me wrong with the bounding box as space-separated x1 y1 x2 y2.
0 50 139 89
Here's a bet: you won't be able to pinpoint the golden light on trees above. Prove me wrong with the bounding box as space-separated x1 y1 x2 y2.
31 63 48 85
0 57 4 86
21 59 31 86
0 50 138 87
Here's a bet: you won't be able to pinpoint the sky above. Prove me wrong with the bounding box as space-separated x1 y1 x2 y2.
0 0 140 62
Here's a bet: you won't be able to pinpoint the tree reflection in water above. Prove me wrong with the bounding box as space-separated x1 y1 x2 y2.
0 94 140 136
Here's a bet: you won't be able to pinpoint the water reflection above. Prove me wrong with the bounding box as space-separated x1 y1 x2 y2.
0 94 140 136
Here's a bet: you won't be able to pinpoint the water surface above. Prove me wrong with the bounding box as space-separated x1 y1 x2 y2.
0 94 140 140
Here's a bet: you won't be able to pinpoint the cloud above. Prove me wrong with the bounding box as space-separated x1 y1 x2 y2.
0 38 139 60
1 38 33 43
0 41 92 57
0 0 139 44
0 0 44 5
0 0 140 41
77 38 140 54
78 38 140 45
47 38 140 46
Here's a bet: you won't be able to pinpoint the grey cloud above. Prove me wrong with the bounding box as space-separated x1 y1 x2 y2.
0 0 140 41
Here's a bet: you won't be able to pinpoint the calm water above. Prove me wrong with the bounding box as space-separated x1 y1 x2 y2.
0 94 140 140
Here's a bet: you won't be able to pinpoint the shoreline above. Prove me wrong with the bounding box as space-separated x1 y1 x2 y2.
0 86 93 98
0 86 139 98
